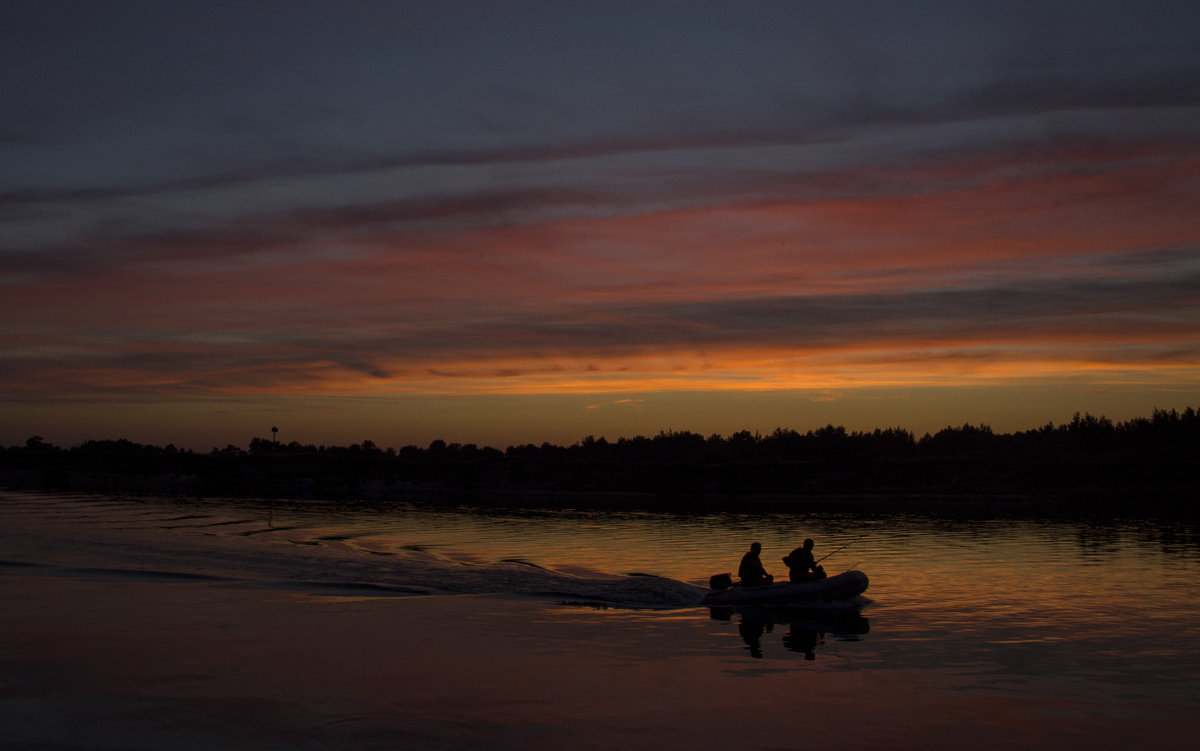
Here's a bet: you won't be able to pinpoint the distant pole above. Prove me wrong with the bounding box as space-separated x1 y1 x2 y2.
271 426 279 445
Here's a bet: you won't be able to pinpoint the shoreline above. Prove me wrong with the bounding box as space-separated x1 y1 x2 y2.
3 471 1193 519
5 409 1196 517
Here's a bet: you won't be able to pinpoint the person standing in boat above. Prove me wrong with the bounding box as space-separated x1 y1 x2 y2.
738 542 774 587
783 538 827 583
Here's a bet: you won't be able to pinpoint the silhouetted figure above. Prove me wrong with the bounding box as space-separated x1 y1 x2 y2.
783 538 827 583
738 542 774 587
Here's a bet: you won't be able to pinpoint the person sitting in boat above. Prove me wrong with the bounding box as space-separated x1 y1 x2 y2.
783 538 827 583
738 542 774 587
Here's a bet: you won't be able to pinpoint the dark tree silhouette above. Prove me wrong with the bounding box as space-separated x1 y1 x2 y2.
3 407 1196 513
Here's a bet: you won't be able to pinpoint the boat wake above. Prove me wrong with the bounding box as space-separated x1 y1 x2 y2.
0 489 712 609
1 552 709 609
9 490 882 610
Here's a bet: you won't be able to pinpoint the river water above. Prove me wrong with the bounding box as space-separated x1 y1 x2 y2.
1 489 1197 749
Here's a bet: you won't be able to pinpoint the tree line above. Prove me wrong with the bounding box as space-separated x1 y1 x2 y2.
3 408 1197 511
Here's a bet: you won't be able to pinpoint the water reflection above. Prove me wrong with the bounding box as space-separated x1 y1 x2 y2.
710 607 870 660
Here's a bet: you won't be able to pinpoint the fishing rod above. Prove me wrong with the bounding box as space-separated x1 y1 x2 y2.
815 530 871 564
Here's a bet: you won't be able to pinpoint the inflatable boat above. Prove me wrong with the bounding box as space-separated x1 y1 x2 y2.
699 569 869 611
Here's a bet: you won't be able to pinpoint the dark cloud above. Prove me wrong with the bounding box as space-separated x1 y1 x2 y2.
2 248 1196 401
3 1 1199 424
0 186 609 279
519 268 1200 354
226 253 1200 361
959 67 1200 114
6 1 1200 221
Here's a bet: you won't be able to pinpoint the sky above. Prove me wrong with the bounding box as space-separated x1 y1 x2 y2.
3 1 1199 451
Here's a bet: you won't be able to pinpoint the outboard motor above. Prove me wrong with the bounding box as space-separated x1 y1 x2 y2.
709 572 733 590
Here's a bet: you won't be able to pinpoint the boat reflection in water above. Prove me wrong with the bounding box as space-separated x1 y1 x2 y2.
710 607 871 660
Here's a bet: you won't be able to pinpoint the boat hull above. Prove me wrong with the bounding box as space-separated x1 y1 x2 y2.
700 570 869 610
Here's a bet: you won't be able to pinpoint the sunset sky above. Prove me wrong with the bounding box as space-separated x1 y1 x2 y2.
3 1 1199 451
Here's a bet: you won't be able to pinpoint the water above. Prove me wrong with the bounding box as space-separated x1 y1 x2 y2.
2 489 1198 749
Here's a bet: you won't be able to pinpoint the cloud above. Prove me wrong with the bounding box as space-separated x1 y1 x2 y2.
3 1 1200 426
587 398 647 410
8 124 1197 300
4 243 1196 403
